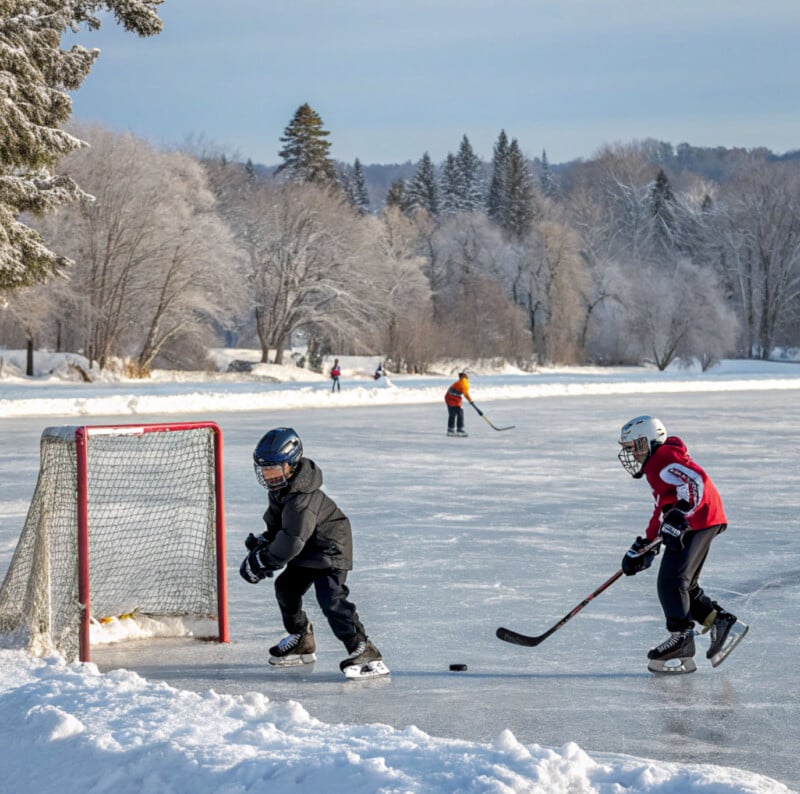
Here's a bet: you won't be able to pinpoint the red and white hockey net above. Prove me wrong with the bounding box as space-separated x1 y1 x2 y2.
0 422 229 662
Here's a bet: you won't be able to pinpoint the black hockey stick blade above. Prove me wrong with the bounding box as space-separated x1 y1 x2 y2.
496 540 661 648
471 401 515 431
480 415 515 432
496 626 549 646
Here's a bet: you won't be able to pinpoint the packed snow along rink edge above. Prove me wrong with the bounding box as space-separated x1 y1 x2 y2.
2 351 800 419
0 651 791 794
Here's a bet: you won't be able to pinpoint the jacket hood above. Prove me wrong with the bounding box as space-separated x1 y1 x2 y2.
650 436 689 465
286 457 323 494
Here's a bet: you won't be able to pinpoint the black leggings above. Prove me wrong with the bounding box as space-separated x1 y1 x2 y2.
656 525 725 632
274 565 366 645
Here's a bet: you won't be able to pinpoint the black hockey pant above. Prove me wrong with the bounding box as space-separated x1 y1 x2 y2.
274 565 366 647
656 524 726 632
447 404 464 431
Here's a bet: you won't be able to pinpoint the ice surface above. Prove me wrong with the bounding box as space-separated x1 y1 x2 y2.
1 363 798 791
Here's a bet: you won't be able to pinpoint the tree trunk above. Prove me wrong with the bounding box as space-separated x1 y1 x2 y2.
26 337 34 376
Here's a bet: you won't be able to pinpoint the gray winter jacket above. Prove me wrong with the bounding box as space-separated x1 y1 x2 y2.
260 458 353 570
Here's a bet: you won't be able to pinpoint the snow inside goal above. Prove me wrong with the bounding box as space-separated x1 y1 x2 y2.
0 422 229 662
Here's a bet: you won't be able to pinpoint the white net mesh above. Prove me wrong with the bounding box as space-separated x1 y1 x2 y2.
0 424 222 662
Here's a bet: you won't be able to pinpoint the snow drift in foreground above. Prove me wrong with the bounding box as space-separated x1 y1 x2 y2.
0 651 789 794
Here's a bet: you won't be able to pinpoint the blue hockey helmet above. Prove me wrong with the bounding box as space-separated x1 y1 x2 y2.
253 427 303 490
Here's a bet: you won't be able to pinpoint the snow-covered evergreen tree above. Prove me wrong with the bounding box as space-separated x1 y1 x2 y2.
340 159 370 214
648 168 677 254
454 135 485 212
439 153 460 216
276 103 337 184
0 0 163 290
351 158 370 214
539 149 558 198
487 130 510 226
505 139 536 240
405 152 439 217
384 179 407 211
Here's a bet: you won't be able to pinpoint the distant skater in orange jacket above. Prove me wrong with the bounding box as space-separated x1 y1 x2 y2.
444 372 472 437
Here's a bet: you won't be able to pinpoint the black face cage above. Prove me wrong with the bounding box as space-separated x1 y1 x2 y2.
254 461 290 491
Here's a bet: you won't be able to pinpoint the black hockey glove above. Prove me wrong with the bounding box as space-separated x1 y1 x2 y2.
621 536 658 576
244 532 268 552
660 507 689 551
239 547 279 583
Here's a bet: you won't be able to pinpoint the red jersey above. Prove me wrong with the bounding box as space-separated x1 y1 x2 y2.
641 436 727 541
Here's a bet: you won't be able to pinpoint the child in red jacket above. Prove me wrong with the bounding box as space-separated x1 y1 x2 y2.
618 415 748 672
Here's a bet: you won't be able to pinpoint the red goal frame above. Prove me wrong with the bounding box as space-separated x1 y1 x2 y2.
73 421 229 662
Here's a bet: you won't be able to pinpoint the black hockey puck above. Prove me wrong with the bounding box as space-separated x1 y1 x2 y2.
449 663 468 672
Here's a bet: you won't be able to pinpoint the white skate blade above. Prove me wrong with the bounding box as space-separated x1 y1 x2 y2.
709 621 748 667
647 656 697 675
342 660 391 680
268 652 316 667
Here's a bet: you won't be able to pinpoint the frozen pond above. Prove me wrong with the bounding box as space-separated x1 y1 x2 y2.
2 385 798 789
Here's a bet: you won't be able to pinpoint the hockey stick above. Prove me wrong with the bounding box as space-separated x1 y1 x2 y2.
470 401 515 431
496 539 661 647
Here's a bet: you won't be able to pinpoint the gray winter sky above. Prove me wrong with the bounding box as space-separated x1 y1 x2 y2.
67 0 800 166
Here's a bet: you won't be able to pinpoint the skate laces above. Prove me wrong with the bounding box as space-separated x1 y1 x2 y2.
345 641 366 659
277 632 302 652
655 631 689 653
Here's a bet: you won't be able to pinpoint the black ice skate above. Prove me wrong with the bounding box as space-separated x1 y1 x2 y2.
339 637 390 679
647 630 697 674
268 623 316 666
705 610 748 667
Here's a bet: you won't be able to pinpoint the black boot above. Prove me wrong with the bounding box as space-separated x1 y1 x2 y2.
339 636 382 672
647 630 696 661
706 611 736 659
268 623 316 666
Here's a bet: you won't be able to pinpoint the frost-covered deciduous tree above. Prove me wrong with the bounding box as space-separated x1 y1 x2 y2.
619 258 736 370
506 218 590 364
715 162 800 358
0 0 163 290
423 212 531 360
276 103 337 185
30 125 243 372
371 206 433 371
219 179 384 364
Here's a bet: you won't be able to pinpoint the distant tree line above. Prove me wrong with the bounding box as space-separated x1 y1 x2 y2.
3 88 800 374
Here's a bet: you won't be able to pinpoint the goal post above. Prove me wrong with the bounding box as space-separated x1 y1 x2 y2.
0 421 229 662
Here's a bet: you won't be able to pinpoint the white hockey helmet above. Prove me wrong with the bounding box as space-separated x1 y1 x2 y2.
618 415 667 478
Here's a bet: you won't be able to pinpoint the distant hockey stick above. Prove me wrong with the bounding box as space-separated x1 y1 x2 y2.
470 401 515 431
496 539 661 647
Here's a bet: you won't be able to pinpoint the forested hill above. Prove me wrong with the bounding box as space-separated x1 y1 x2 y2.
251 140 800 210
